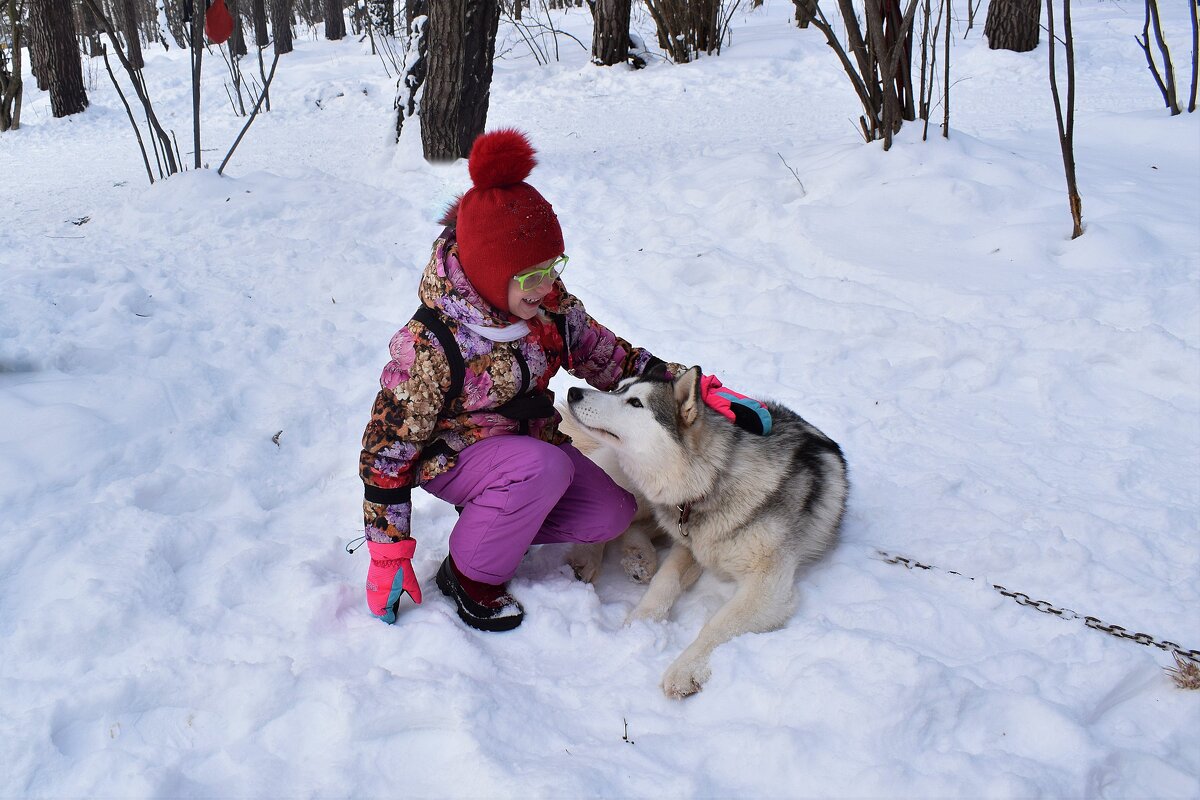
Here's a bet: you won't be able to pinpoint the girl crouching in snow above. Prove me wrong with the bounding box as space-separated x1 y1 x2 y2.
358 129 683 631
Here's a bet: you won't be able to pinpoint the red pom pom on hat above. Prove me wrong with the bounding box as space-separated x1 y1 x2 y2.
468 128 537 190
455 129 564 313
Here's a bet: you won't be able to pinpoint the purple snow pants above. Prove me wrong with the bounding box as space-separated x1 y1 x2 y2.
422 436 637 584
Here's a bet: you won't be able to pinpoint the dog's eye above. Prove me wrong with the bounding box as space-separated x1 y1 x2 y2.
627 398 643 408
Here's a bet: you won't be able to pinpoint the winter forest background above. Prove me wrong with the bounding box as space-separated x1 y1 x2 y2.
2 0 1199 796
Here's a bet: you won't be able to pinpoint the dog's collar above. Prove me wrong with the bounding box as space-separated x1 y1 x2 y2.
676 500 700 538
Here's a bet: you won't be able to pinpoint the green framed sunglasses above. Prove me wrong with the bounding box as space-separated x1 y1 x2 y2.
512 255 569 292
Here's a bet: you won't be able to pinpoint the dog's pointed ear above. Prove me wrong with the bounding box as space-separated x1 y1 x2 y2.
675 366 702 427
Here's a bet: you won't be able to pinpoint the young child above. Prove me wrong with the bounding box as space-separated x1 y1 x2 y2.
359 129 683 632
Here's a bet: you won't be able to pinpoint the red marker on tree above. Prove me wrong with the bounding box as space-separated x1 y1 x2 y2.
205 0 234 44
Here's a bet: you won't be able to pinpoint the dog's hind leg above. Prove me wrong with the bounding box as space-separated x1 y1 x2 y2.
660 565 798 699
626 543 701 624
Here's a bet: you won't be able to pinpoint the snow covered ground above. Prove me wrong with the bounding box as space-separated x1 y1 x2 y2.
2 1 1198 797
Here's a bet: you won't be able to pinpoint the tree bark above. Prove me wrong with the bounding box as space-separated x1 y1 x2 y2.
458 0 499 153
27 0 48 90
1190 0 1198 112
271 0 293 53
644 0 719 62
230 0 249 55
421 0 464 160
28 0 89 117
395 0 427 141
792 0 816 27
251 0 270 45
190 0 203 167
421 0 497 160
162 0 188 48
80 3 104 56
370 0 396 33
1047 0 1082 238
1 0 24 130
122 0 144 69
592 0 631 64
0 0 23 131
984 0 1040 52
325 0 346 37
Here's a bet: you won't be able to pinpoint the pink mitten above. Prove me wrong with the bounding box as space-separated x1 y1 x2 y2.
699 374 773 435
366 539 422 624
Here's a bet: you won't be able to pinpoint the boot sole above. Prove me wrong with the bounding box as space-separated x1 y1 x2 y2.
436 559 524 633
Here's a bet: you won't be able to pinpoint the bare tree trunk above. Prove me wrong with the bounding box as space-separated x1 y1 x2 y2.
918 0 930 120
644 0 720 62
395 0 427 140
230 0 249 55
122 0 145 69
1047 0 1082 238
80 0 179 175
28 0 89 117
1 0 23 131
80 3 104 56
143 0 159 47
792 0 816 27
964 0 979 35
370 0 396 32
251 0 270 44
271 0 293 53
421 0 464 160
864 0 918 147
984 0 1039 52
458 0 498 153
163 0 188 48
941 0 949 136
27 0 49 90
1190 0 1198 112
809 0 918 147
325 0 346 37
190 0 202 167
421 0 497 160
1136 0 1181 114
592 0 631 64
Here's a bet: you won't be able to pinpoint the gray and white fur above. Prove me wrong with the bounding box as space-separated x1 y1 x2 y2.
563 366 847 698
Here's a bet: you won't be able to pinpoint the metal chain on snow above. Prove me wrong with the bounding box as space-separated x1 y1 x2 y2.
873 550 1200 666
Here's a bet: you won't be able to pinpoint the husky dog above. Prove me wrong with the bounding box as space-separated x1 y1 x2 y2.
564 366 847 698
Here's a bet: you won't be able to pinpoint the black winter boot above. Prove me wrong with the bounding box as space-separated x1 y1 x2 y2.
436 556 524 632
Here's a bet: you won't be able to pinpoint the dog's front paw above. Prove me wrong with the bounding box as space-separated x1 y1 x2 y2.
566 543 604 584
620 545 657 584
625 602 668 625
661 657 711 699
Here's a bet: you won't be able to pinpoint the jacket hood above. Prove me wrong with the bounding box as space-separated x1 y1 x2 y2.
418 234 570 327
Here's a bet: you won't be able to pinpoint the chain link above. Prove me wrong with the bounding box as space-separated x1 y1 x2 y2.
874 550 1200 666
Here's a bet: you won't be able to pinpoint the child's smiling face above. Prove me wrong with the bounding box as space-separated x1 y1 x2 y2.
506 256 560 320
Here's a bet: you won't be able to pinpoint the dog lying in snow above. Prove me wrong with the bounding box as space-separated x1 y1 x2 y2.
561 366 847 698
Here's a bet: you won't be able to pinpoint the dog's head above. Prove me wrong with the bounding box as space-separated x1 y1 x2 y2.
564 365 705 456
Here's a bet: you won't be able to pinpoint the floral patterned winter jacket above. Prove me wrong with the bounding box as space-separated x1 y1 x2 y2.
359 233 676 542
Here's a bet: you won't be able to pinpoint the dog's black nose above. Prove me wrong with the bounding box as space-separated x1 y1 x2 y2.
567 387 583 403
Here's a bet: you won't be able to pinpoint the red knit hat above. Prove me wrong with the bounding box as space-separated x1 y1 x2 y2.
449 129 565 312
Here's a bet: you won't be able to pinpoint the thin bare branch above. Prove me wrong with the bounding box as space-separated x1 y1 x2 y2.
218 50 281 176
